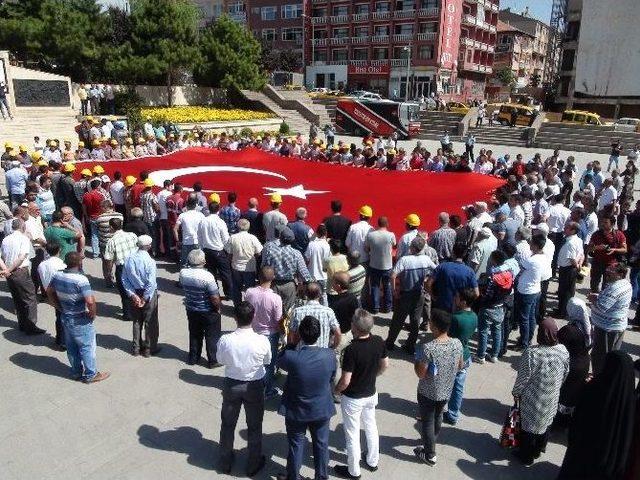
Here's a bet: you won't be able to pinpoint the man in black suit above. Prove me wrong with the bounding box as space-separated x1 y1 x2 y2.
277 315 337 480
241 197 265 243
323 200 352 252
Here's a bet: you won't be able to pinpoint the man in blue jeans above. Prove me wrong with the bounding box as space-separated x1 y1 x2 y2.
443 288 478 425
46 251 110 383
365 216 396 313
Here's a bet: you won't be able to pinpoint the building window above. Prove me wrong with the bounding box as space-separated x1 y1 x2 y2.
393 46 409 58
395 23 414 34
282 4 303 19
418 45 434 59
354 26 369 37
332 5 349 15
375 1 390 13
282 27 303 41
353 48 369 60
374 25 389 36
314 29 328 39
261 6 277 20
373 47 389 59
565 21 580 41
354 3 370 14
312 7 327 17
262 29 277 41
419 22 437 33
333 49 349 61
333 27 350 38
395 0 415 11
228 2 244 14
561 49 575 71
420 0 438 8
251 7 260 14
314 50 328 62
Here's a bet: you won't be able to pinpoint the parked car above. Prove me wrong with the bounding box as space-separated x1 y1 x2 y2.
446 102 470 114
613 117 640 132
497 103 537 126
561 110 603 126
350 90 383 101
309 87 329 96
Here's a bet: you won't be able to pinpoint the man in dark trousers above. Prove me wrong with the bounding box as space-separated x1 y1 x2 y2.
323 200 352 252
276 315 337 480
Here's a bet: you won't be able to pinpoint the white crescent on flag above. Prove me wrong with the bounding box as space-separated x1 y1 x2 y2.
147 166 288 186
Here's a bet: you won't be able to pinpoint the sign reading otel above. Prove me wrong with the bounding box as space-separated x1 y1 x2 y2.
348 64 391 75
439 0 463 71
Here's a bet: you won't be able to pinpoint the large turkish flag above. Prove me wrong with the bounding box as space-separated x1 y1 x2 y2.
79 147 504 232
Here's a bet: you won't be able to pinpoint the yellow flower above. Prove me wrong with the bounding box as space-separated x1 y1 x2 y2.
139 106 274 124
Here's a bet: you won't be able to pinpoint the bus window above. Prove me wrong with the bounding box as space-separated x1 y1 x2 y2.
407 104 420 121
562 112 573 122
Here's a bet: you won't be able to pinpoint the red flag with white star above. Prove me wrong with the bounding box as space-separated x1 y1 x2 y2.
78 147 504 232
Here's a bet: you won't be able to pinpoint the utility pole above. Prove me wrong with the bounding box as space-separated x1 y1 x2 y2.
404 44 412 101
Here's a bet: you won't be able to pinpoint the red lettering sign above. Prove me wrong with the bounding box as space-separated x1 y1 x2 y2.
438 0 463 71
347 63 391 75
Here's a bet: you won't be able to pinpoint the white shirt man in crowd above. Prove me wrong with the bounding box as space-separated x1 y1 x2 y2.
304 223 330 305
554 221 584 318
198 193 233 299
346 205 374 265
174 194 205 267
225 218 263 305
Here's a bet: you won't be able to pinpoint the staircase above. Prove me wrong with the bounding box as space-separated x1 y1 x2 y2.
311 97 338 123
416 111 465 141
468 124 529 147
240 89 312 135
277 89 333 128
0 107 78 148
534 122 640 154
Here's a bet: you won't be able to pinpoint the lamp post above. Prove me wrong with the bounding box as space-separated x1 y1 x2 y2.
301 13 315 88
403 44 412 101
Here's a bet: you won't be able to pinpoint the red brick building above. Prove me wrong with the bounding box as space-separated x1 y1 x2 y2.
304 0 498 101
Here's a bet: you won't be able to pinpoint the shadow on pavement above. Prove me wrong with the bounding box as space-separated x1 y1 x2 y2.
97 332 131 353
137 425 217 471
456 457 559 480
154 342 188 362
9 352 71 379
377 392 417 417
178 368 225 389
459 397 508 426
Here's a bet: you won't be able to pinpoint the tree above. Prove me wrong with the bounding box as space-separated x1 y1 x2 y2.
529 73 542 88
259 38 302 73
117 0 201 105
194 15 267 91
496 67 516 87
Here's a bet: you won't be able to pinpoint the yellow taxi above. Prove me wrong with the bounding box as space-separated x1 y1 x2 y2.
561 110 603 126
446 102 470 114
497 103 537 126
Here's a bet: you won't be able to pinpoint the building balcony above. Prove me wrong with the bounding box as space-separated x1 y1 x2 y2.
229 12 247 22
311 17 327 24
329 14 350 23
328 60 349 65
489 2 498 12
312 38 329 46
392 33 414 42
391 58 409 67
371 11 392 20
312 0 327 3
417 7 439 17
352 13 370 22
394 9 415 18
351 36 370 44
350 60 368 66
330 37 350 45
462 14 477 26
461 60 492 74
371 35 390 43
417 32 437 41
371 59 390 65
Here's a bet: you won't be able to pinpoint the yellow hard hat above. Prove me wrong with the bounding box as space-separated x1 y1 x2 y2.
9 148 17 156
93 165 105 174
31 151 42 161
405 213 420 227
387 149 396 155
255 136 262 141
366 140 373 146
125 137 133 144
49 140 58 147
64 138 72 144
270 193 282 204
137 138 145 145
331 145 338 151
92 139 100 147
110 139 118 145
78 141 85 148
37 160 47 167
359 205 373 218
64 162 76 173
124 175 137 187
143 178 154 188
4 142 13 149
86 115 94 123
80 168 92 176
209 192 221 204
19 145 27 152
313 139 321 145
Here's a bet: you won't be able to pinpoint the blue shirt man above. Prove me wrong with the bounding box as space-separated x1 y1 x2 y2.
122 235 159 355
6 162 28 202
427 243 479 313
219 193 241 234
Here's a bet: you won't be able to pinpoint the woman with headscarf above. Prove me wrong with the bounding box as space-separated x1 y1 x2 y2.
624 359 640 480
554 299 592 427
558 351 636 480
511 318 569 466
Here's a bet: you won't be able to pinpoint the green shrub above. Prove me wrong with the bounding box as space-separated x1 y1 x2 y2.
279 121 290 135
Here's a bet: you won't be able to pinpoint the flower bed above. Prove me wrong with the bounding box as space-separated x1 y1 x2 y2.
140 106 275 124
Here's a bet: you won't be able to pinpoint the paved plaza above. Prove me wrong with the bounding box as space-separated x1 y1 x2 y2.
1 142 638 480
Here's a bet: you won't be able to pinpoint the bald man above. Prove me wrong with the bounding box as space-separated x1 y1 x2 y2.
241 197 265 243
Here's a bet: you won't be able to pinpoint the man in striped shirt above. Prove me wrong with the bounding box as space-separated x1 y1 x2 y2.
179 248 222 368
103 218 138 321
47 251 110 383
288 282 341 349
95 199 124 287
589 262 632 374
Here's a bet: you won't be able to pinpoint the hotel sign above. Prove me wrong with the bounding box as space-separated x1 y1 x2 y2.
438 0 463 71
348 63 391 75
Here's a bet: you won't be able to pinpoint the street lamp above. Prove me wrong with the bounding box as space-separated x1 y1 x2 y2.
403 44 412 101
301 13 315 88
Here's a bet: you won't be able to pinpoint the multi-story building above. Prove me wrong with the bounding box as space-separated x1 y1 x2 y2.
498 8 549 82
556 0 640 118
304 0 498 101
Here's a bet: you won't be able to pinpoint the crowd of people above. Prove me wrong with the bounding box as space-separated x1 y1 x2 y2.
0 126 639 480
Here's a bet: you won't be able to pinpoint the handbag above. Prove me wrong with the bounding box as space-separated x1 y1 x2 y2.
499 400 521 448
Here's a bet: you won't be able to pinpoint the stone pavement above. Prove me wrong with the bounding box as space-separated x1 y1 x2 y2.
1 142 638 480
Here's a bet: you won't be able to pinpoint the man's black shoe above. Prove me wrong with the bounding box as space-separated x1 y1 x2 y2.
334 465 361 479
247 455 266 477
26 327 46 335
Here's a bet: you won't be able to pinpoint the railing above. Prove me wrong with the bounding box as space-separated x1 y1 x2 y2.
391 58 408 67
312 38 328 46
328 60 348 65
352 13 370 21
371 59 389 65
417 32 437 41
311 17 327 24
371 35 390 43
460 36 474 47
311 0 327 3
417 7 439 17
350 60 368 66
463 14 477 26
330 37 350 45
329 14 350 23
394 9 415 18
351 36 370 44
392 33 414 42
371 11 391 19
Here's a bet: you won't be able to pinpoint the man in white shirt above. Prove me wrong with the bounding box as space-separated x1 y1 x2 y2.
554 222 584 318
513 234 550 350
345 205 374 265
25 202 47 295
225 218 263 305
198 194 233 298
533 223 554 321
174 194 204 267
38 242 67 348
110 172 126 216
304 224 330 305
467 201 493 232
156 180 172 257
1 218 44 334
597 178 618 212
547 194 571 276
217 301 271 477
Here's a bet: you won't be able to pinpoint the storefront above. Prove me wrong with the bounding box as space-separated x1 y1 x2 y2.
346 63 390 95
